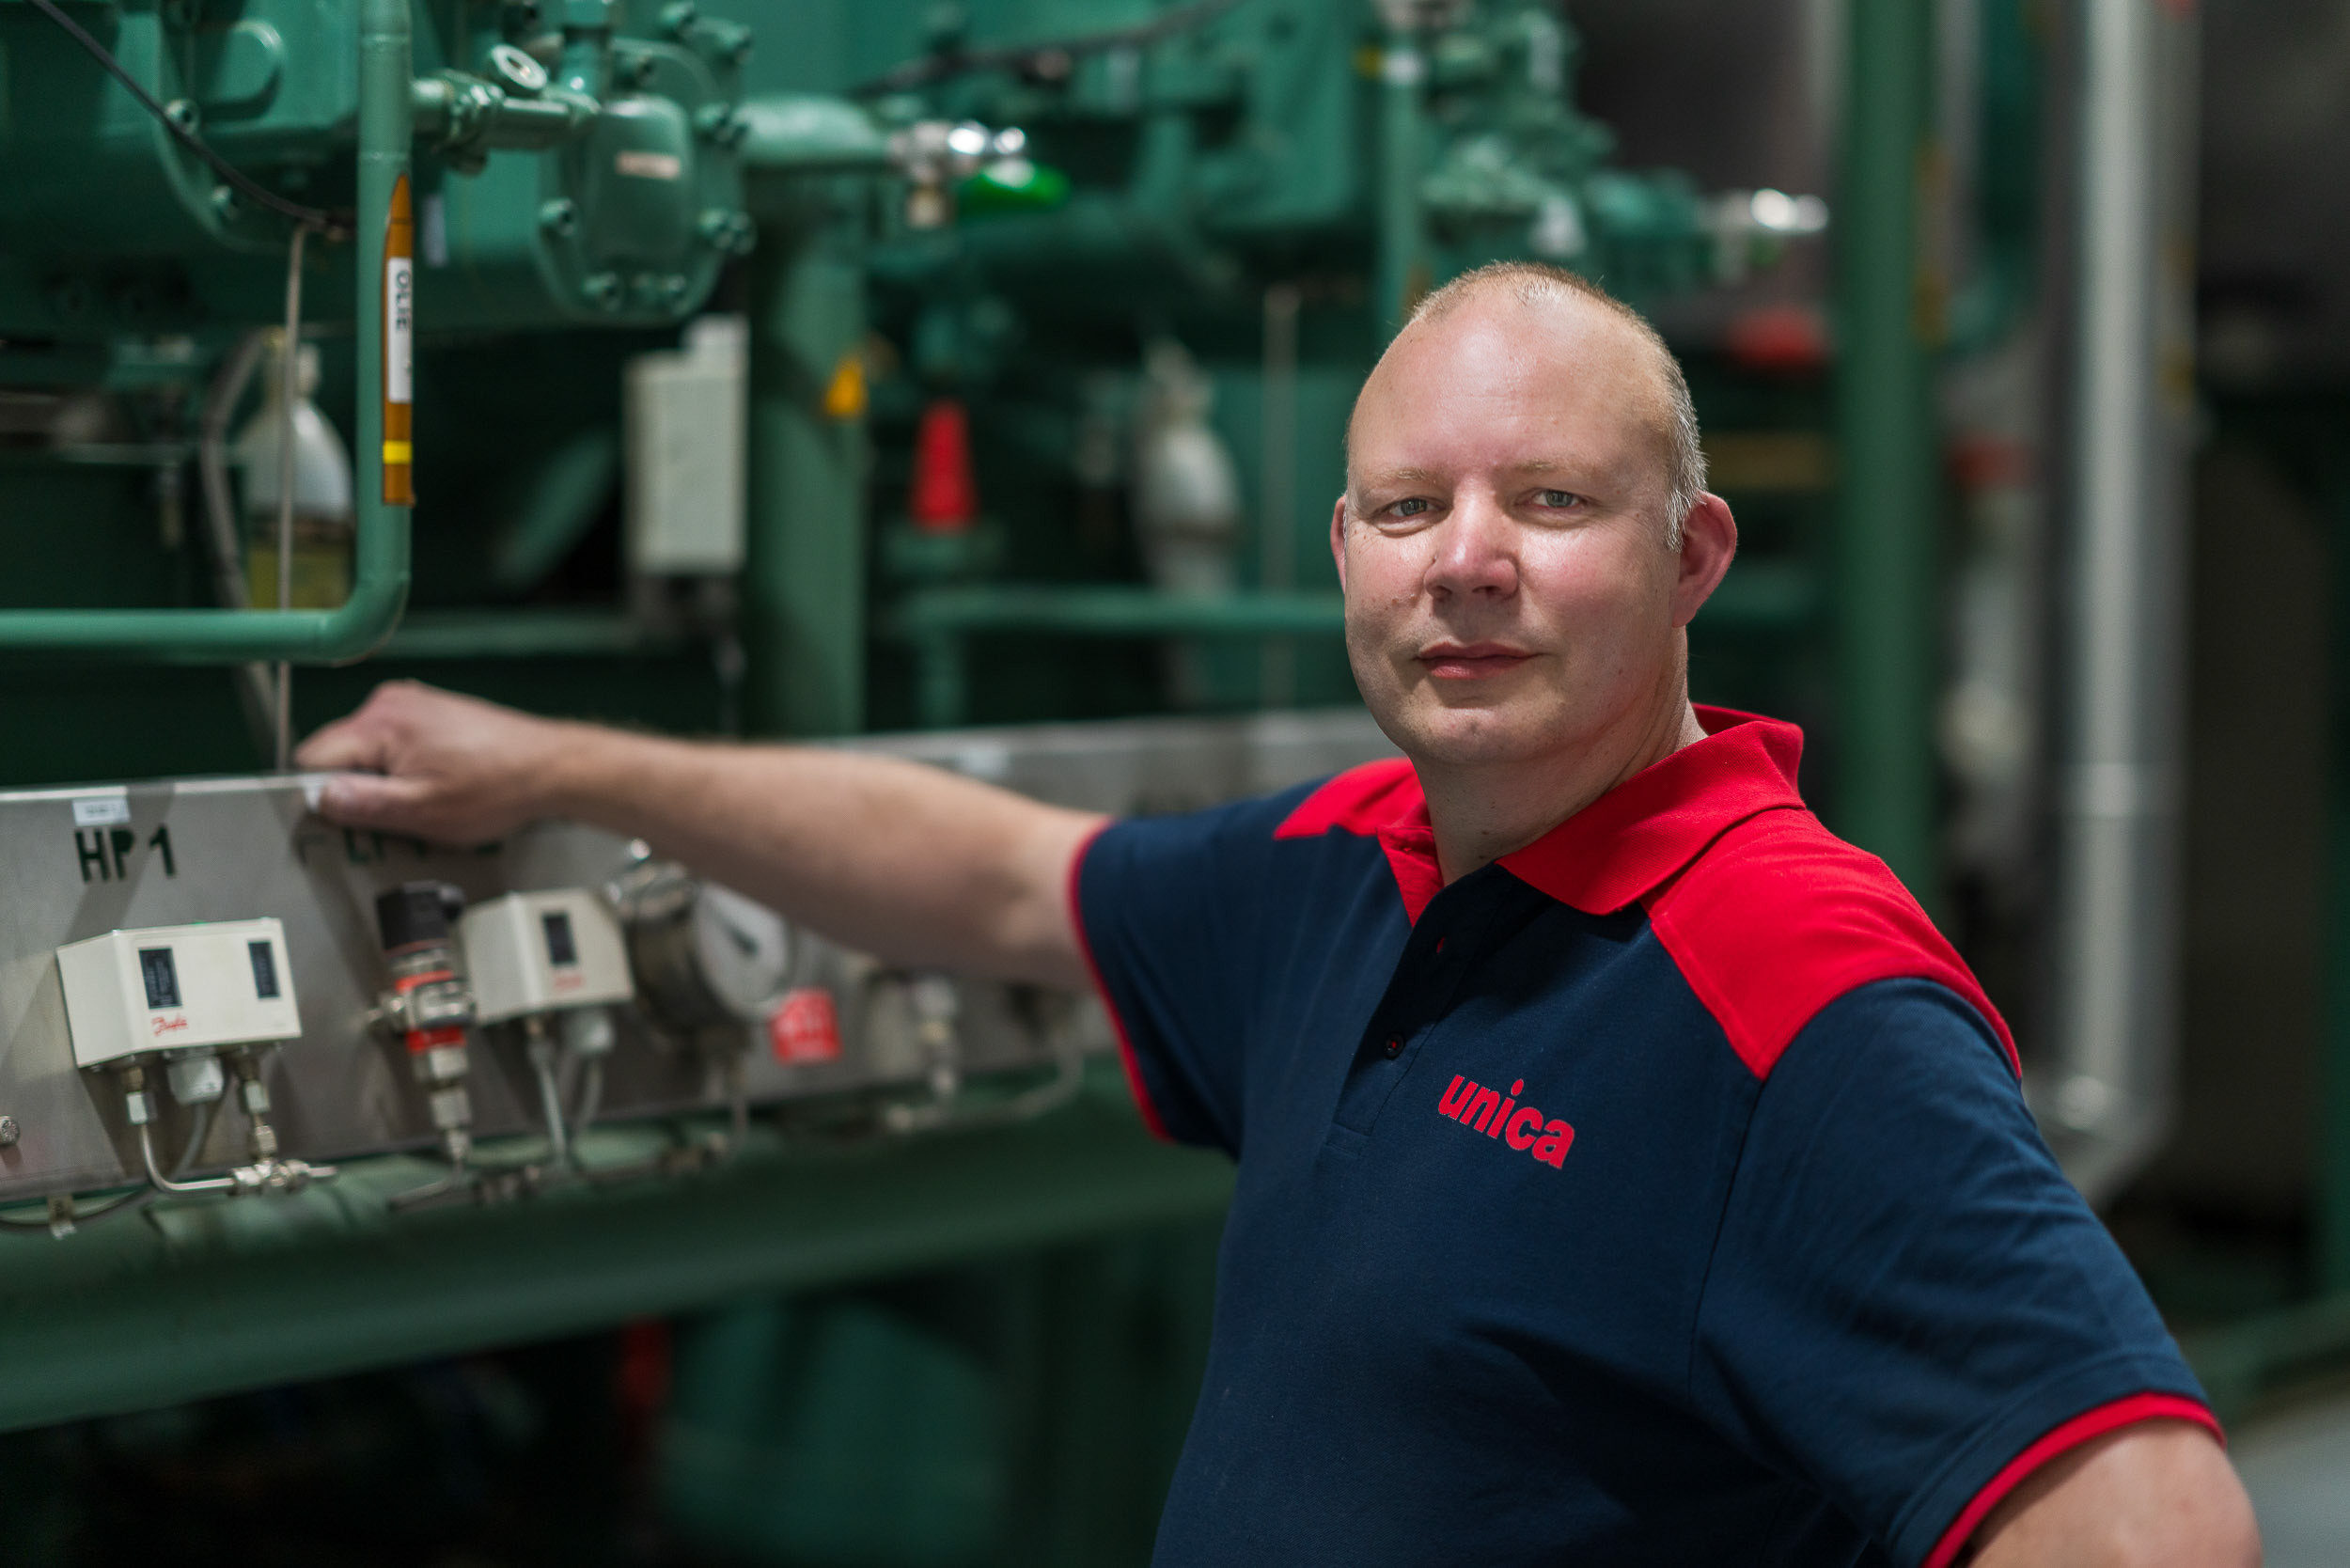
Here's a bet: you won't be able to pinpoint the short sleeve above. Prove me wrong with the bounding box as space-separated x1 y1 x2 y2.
1073 787 1308 1153
1690 978 2217 1568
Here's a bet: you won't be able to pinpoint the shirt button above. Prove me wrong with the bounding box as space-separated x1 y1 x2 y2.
1383 1034 1404 1058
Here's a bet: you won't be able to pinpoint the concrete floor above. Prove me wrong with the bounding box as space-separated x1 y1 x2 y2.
2234 1393 2350 1566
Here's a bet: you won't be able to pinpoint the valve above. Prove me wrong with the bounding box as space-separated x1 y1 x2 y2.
372 881 478 1173
887 120 1026 228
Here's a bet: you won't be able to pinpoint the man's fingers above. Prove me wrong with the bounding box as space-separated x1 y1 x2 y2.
292 715 383 772
315 771 433 831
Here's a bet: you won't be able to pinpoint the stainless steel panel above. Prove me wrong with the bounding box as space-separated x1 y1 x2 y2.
0 709 1395 1201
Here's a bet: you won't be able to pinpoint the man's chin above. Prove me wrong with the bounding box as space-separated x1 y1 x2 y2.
1369 698 1562 769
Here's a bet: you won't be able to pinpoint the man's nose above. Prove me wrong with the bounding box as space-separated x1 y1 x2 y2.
1425 494 1518 600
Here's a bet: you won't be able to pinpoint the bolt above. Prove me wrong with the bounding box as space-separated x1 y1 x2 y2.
539 196 578 236
210 183 242 221
661 0 697 38
582 271 622 308
0 1116 20 1148
164 97 201 132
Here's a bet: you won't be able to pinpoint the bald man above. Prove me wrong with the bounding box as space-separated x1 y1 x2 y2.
299 263 2257 1568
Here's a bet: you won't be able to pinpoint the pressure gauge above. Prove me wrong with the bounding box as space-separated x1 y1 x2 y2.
616 862 791 1032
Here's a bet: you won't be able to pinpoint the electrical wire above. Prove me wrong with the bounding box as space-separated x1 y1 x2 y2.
271 226 306 772
196 332 280 755
0 1188 154 1232
852 0 1245 96
572 1058 605 1138
171 1098 218 1179
24 0 349 238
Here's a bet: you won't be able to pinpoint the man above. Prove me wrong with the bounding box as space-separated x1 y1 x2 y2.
300 263 2258 1566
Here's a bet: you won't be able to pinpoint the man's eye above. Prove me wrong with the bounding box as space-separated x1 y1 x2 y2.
1535 489 1579 509
1392 497 1432 518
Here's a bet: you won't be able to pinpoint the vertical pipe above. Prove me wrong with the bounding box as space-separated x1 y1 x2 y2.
743 222 868 736
2042 0 2199 1201
1375 24 1428 340
1832 0 1939 902
354 0 415 655
1259 283 1300 707
2324 485 2350 1290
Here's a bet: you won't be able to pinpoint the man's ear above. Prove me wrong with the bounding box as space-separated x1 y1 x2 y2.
1669 492 1738 630
1327 495 1350 593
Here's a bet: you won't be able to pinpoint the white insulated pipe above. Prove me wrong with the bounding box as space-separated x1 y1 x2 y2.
2041 0 2201 1203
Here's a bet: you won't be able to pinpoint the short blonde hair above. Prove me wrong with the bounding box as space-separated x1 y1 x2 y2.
1403 261 1707 548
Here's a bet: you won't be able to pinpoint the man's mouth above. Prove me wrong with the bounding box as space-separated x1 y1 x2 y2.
1418 642 1536 680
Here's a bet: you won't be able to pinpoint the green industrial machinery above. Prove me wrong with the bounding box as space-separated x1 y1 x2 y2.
0 3 1855 1563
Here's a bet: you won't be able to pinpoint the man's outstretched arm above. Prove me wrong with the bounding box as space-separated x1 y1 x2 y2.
294 681 1104 991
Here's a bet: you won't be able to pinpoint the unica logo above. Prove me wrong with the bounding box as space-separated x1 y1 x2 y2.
1438 1074 1574 1168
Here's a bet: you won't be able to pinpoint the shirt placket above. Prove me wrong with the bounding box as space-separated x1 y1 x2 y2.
1329 869 1539 1136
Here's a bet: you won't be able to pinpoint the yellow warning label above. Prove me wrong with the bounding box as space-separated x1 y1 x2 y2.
821 353 868 420
382 441 413 464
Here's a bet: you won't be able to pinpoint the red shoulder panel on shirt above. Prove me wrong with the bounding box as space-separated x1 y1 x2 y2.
1273 757 1422 839
1642 809 2020 1080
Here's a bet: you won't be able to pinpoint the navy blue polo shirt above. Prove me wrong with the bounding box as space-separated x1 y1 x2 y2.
1072 708 2216 1568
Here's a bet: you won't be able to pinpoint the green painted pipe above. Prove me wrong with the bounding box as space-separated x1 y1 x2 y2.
0 1076 1228 1436
0 0 413 665
1375 26 1429 339
1830 0 1938 902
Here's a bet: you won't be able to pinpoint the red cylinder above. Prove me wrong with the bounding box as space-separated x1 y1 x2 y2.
909 399 978 533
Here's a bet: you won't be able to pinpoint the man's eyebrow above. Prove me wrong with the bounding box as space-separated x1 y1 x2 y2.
1502 457 1597 477
1354 466 1444 489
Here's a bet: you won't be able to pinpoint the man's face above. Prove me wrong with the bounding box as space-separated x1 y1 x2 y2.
1335 293 1690 772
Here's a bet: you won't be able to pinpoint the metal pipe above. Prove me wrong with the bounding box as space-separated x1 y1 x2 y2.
1259 283 1301 707
1831 0 1939 901
2039 0 2200 1202
0 0 412 663
1374 22 1429 339
0 1081 1227 1437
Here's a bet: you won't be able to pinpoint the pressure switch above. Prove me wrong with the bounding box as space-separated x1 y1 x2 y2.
55 919 300 1068
460 889 634 1025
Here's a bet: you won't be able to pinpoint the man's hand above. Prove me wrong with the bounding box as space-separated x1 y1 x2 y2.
297 681 1103 990
294 680 581 844
1967 1420 2259 1567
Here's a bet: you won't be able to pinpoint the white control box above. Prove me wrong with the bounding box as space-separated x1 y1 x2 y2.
460 889 634 1025
55 918 301 1068
624 315 746 575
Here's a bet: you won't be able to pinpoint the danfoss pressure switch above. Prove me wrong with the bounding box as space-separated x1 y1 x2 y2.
460 889 634 1026
56 919 301 1068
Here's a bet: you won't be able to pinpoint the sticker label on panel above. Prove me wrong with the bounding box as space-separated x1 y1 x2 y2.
71 793 129 827
766 987 841 1065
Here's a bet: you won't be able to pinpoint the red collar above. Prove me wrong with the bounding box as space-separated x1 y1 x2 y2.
1277 707 1807 920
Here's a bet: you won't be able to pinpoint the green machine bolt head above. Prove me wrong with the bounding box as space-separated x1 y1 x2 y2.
539 197 579 236
582 272 623 309
661 2 698 39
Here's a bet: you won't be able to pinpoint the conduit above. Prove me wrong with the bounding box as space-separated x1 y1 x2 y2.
2040 0 2201 1202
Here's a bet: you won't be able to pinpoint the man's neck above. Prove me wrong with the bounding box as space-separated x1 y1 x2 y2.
1420 694 1708 886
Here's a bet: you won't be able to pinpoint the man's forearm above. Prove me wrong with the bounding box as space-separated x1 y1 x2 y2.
544 726 1102 987
295 682 1104 990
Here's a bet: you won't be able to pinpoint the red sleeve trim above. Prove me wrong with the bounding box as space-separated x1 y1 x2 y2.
1919 1393 2222 1568
1065 821 1172 1142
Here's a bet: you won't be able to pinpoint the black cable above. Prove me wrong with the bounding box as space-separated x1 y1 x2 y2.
853 0 1246 96
0 1187 156 1231
26 0 350 238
